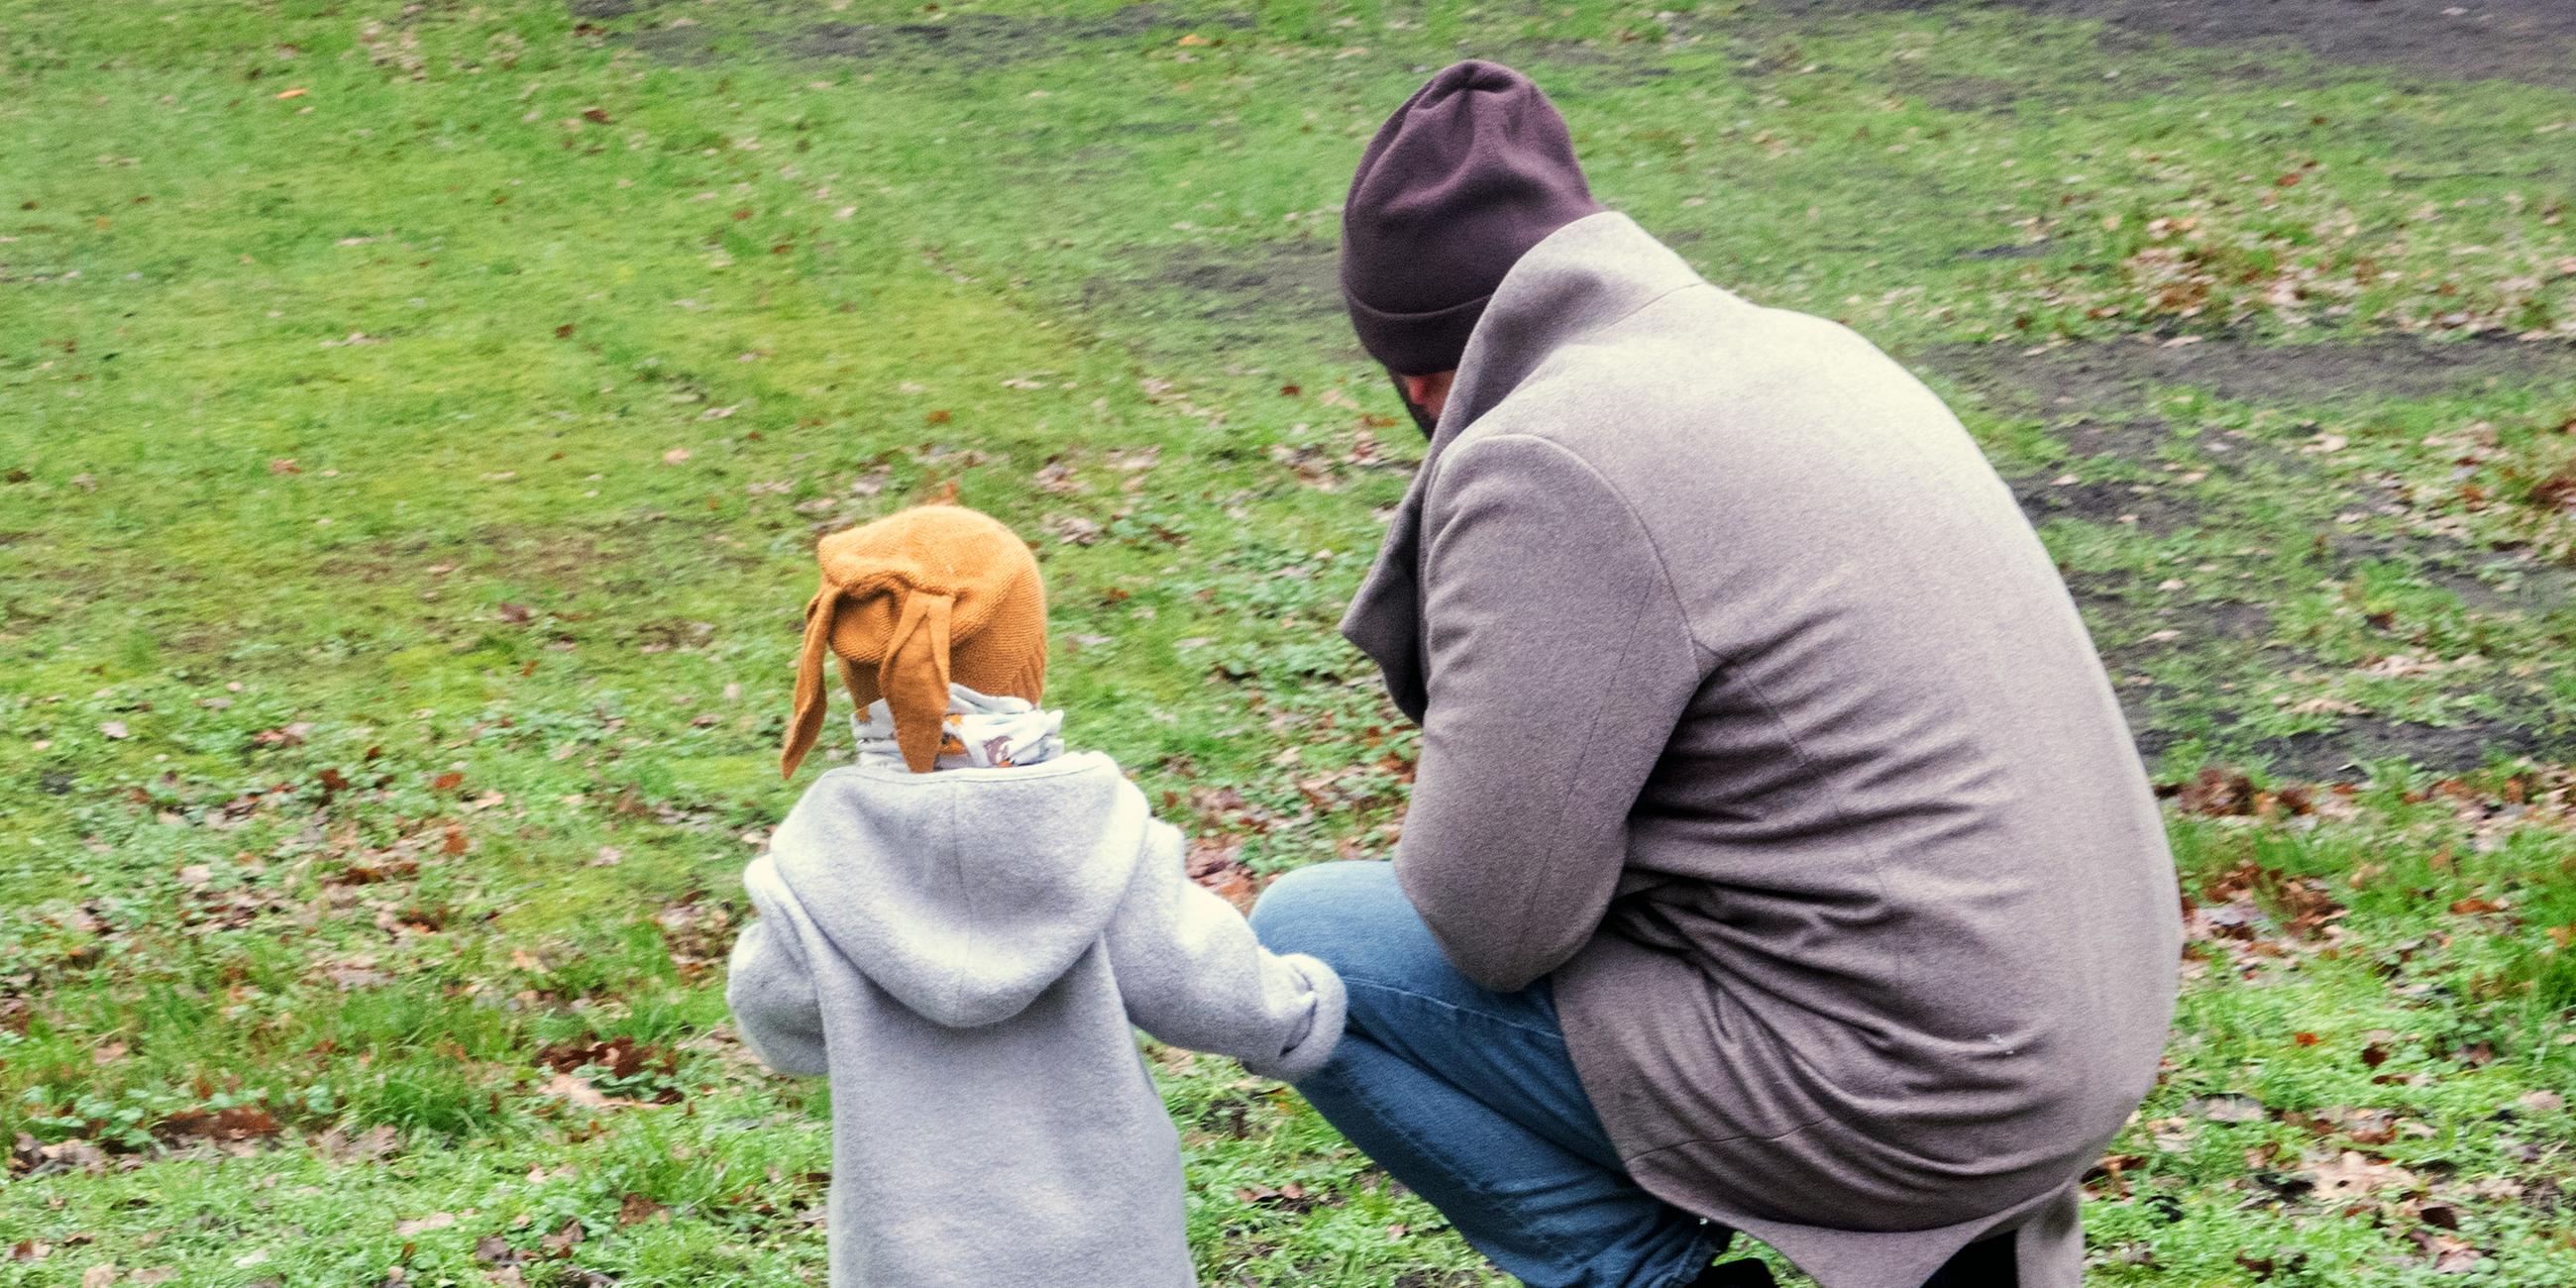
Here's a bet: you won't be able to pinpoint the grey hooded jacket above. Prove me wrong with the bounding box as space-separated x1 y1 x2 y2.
727 752 1346 1288
1342 211 2182 1287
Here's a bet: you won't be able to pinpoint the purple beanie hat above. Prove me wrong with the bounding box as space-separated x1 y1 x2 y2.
1339 60 1602 376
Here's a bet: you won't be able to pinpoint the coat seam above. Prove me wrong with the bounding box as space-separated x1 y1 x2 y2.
1424 434 1673 986
1464 432 1720 676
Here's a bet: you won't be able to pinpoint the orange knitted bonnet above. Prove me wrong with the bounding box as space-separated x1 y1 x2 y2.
779 504 1049 779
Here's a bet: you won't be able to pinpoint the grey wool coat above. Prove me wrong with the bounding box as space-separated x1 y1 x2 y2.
726 753 1346 1288
1342 212 2183 1288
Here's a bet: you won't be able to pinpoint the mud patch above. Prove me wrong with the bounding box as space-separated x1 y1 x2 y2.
2253 717 2547 780
783 4 1246 67
1083 241 1346 355
2011 473 2200 535
2326 532 2576 616
1773 0 2576 89
1925 335 2576 413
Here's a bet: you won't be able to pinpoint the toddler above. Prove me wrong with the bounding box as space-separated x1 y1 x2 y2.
726 502 1345 1288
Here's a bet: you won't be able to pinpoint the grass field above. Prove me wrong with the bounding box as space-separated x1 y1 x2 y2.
5 0 2576 1283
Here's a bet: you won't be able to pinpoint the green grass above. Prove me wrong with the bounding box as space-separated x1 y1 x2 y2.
3 0 2575 1283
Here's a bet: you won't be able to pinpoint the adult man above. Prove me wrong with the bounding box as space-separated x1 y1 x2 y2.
1249 61 2182 1288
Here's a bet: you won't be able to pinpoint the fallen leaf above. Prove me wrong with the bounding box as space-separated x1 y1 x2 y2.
395 1213 457 1236
2305 1149 2418 1203
540 1073 627 1110
2185 1093 2267 1124
157 1105 282 1143
98 721 128 740
1042 514 1103 546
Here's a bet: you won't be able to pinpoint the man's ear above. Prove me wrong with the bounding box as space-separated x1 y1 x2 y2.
1389 372 1441 438
1399 371 1455 412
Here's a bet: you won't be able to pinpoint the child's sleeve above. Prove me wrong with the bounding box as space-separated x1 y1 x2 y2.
726 856 829 1077
1106 824 1346 1082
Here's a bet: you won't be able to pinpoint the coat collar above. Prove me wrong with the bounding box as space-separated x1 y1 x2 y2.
1340 212 1709 720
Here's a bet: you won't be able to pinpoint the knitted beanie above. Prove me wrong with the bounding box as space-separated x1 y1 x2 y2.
1340 60 1602 376
780 504 1048 779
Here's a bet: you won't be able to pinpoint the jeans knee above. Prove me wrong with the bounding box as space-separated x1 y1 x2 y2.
1250 861 1407 970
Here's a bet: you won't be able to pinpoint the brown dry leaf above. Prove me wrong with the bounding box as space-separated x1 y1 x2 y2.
1184 833 1259 909
540 1073 631 1111
311 1124 401 1162
2184 1093 2266 1124
1031 461 1086 495
540 1220 585 1255
254 722 314 749
1042 514 1103 546
661 448 691 466
157 1105 282 1144
2305 1149 2418 1203
615 1193 669 1227
325 964 391 990
394 1213 456 1237
80 1266 115 1288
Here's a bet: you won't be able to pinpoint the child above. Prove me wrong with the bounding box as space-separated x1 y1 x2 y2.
726 503 1345 1288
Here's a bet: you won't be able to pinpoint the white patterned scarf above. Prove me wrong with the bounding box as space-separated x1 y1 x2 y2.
852 685 1066 772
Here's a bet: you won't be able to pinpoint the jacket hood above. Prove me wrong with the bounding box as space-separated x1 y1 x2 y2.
1341 210 1711 720
758 751 1153 1028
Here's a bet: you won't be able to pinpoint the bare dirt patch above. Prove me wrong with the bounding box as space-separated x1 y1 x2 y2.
1926 335 2576 412
2253 716 2547 780
617 3 1246 69
1083 242 1346 354
2010 473 2201 535
1773 0 2576 89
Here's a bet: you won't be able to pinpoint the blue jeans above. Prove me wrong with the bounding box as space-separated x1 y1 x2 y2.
1250 862 1725 1288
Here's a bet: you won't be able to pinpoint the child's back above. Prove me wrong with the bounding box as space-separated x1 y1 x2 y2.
727 505 1343 1288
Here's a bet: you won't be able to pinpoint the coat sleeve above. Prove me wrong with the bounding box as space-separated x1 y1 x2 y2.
1397 433 1708 993
1106 824 1347 1082
726 857 829 1077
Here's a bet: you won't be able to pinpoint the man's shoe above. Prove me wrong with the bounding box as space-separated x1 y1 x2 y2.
1920 1233 2018 1288
1692 1259 1778 1288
